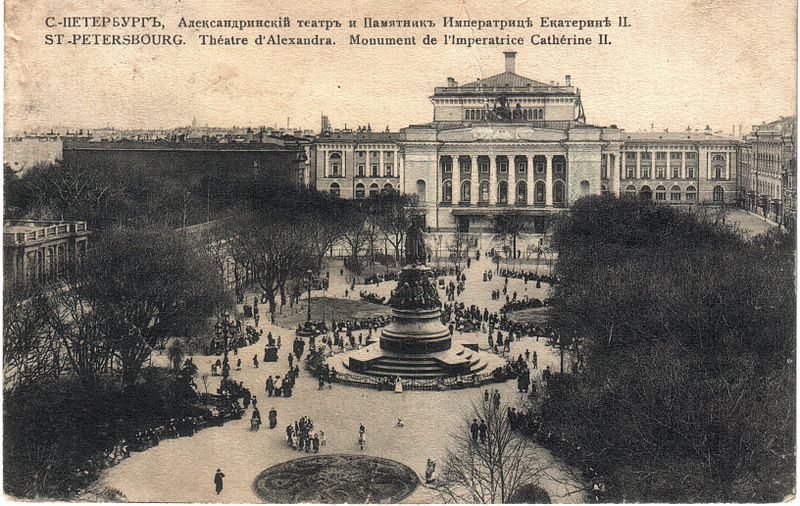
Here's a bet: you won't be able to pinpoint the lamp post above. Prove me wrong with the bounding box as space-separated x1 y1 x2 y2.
306 269 314 323
215 309 232 380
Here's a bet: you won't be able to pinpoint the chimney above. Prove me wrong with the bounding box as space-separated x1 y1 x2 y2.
565 74 571 86
447 77 457 87
503 51 517 73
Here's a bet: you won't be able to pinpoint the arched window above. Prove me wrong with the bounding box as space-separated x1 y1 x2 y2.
416 179 427 202
369 183 380 197
686 185 697 201
655 185 666 201
553 180 566 204
498 181 508 204
354 183 365 199
712 154 726 179
580 180 590 195
329 182 341 197
460 180 471 203
601 184 610 196
670 185 681 201
534 180 546 204
713 185 724 203
329 152 342 176
479 180 490 203
383 182 394 192
624 185 637 198
517 180 528 205
442 180 453 203
639 185 652 200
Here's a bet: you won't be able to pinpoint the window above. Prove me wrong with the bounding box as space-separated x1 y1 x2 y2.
655 165 666 179
640 152 652 178
624 184 637 197
655 185 666 201
383 182 394 192
371 164 379 177
712 155 726 179
460 180 471 203
498 181 508 204
460 157 471 173
442 180 453 203
602 184 610 196
713 185 724 203
670 185 681 201
369 183 380 197
329 182 340 197
601 155 608 179
534 156 546 174
640 185 652 200
580 180 590 195
516 159 527 174
686 186 697 201
385 164 393 177
441 156 453 173
355 183 365 199
672 166 680 179
553 158 565 173
534 180 546 204
357 164 365 177
553 180 566 204
497 158 508 173
479 159 489 173
479 181 489 202
686 166 696 179
517 181 528 205
358 151 365 158
329 152 342 176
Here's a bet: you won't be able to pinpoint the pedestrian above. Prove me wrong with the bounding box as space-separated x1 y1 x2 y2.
269 407 278 429
479 420 487 443
252 395 258 410
358 431 366 451
253 354 259 368
470 418 479 442
214 469 225 495
483 389 490 403
266 376 274 397
533 351 538 369
492 389 501 410
312 433 320 453
288 353 294 369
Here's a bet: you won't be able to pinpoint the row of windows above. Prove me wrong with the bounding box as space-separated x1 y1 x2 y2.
356 151 395 158
328 182 394 198
623 184 725 202
624 166 698 179
441 179 567 205
464 108 543 121
624 151 699 160
440 156 565 174
356 164 394 177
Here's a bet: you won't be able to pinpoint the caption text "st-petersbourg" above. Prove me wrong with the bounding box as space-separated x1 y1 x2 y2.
42 15 632 48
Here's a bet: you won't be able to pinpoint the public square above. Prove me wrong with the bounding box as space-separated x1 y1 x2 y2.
98 251 585 503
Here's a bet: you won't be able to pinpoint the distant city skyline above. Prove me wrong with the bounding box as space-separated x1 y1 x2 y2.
5 0 796 135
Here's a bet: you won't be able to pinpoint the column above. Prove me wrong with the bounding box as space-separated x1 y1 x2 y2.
680 151 686 179
322 149 328 177
527 155 535 205
452 156 461 205
545 155 553 206
636 151 641 179
509 155 517 205
379 150 385 177
612 154 621 195
488 154 497 205
726 151 731 180
470 155 478 205
665 150 671 179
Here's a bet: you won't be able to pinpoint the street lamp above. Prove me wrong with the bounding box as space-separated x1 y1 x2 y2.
305 269 314 323
215 309 232 380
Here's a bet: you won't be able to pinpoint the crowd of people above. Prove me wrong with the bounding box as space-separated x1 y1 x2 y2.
498 268 559 286
286 416 325 453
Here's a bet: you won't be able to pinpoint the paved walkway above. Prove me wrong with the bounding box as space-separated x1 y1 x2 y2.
100 253 584 503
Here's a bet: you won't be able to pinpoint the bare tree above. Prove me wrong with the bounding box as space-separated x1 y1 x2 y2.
438 399 547 504
446 231 470 275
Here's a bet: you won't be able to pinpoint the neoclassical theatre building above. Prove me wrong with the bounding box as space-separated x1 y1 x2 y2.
312 52 738 232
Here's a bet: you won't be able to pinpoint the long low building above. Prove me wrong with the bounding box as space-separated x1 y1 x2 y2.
311 52 739 232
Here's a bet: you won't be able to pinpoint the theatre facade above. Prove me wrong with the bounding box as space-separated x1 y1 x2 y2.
311 52 738 232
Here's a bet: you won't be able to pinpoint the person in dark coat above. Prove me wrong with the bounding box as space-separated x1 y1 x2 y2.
470 419 479 442
268 407 278 429
478 421 488 443
214 469 225 494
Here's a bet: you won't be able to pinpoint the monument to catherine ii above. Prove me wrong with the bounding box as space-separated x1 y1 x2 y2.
345 221 491 379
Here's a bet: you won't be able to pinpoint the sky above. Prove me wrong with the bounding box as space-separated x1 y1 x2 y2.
4 0 797 134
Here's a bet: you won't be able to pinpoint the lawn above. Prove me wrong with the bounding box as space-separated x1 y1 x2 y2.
274 297 391 328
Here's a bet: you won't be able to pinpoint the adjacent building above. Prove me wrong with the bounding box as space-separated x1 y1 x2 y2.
737 116 797 228
311 52 739 232
3 220 90 286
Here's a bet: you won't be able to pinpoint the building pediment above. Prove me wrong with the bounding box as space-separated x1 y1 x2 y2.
438 125 568 143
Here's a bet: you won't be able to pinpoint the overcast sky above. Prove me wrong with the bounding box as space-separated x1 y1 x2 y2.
5 0 797 134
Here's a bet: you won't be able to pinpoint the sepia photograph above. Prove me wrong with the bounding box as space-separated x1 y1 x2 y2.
3 0 797 503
